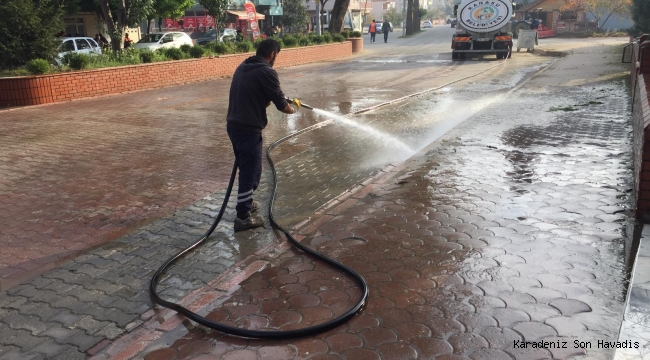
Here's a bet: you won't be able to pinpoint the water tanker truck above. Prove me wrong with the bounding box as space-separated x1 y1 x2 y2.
451 0 514 60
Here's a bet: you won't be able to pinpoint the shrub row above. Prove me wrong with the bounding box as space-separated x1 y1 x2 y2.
19 34 353 75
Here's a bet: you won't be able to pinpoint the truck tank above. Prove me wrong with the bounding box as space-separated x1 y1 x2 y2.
451 0 514 60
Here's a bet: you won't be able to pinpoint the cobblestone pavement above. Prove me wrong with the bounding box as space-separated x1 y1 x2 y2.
93 44 632 359
0 25 509 288
0 31 632 359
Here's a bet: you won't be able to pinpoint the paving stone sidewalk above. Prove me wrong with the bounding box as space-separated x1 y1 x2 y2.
96 70 635 358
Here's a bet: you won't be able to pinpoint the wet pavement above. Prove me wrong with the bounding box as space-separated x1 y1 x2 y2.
103 50 634 360
0 27 635 359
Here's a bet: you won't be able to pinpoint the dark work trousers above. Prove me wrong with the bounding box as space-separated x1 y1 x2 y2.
227 127 263 219
384 32 389 43
370 32 376 42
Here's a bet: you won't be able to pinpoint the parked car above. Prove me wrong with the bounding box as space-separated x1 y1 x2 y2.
133 32 193 51
423 20 433 28
450 18 458 28
57 37 102 60
195 29 237 45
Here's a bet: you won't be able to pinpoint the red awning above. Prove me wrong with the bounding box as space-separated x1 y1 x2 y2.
226 10 266 20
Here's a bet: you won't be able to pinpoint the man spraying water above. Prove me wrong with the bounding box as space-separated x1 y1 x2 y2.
226 39 303 232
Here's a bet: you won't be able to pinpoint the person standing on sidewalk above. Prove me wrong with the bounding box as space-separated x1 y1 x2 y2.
227 39 303 232
382 19 392 43
369 20 377 43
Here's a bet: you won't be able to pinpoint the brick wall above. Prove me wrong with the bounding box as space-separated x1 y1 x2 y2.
633 39 650 220
0 42 352 108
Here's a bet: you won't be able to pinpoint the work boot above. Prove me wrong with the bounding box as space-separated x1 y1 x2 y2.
234 214 264 232
251 200 260 213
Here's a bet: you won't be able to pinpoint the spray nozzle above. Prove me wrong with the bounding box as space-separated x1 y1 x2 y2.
286 97 314 110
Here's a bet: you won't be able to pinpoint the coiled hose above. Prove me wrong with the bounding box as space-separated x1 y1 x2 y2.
149 120 369 339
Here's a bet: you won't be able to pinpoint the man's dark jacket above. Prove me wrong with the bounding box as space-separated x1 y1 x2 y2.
382 21 391 33
227 56 289 133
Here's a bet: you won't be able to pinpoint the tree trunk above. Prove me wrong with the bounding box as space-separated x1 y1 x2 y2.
405 0 414 35
329 0 350 33
158 18 163 32
147 18 152 34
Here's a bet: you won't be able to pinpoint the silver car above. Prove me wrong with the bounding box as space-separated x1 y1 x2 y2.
133 32 193 51
58 37 102 58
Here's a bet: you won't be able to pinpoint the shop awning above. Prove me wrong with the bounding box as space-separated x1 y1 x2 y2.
226 10 266 20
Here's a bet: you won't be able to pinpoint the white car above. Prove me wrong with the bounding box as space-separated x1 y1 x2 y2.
423 20 433 28
58 37 102 60
134 32 193 51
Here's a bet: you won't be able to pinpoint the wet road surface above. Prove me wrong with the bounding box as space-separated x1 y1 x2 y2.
0 27 633 359
110 39 633 359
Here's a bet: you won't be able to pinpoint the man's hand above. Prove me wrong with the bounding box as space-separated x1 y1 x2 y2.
290 98 301 111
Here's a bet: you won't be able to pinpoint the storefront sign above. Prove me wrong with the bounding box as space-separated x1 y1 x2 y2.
243 1 260 41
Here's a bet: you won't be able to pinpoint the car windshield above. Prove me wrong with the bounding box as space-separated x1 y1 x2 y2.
203 30 217 37
138 34 163 43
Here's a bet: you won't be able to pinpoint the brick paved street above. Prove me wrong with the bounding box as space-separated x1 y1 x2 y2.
0 27 633 359
99 41 632 359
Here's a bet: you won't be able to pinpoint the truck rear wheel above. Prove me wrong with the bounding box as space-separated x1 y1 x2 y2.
496 53 503 60
452 51 459 60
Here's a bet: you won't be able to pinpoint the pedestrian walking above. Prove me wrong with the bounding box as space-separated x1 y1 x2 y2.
369 20 377 43
382 19 392 43
226 39 303 231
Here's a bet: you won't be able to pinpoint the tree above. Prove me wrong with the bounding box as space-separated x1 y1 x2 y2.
328 0 349 33
98 0 154 50
312 0 331 33
428 7 442 20
563 0 632 30
148 0 194 33
405 0 418 34
0 0 64 67
383 8 403 24
632 0 650 33
419 7 428 20
282 0 309 32
199 0 229 31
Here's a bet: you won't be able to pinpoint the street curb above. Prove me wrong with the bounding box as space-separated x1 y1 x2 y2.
533 48 568 57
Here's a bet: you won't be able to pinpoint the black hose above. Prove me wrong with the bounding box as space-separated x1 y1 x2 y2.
149 124 369 339
149 52 512 338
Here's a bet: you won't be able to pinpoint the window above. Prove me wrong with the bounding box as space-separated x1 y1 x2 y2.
195 10 205 16
184 10 195 17
560 11 577 20
162 34 174 42
75 39 91 50
64 18 85 36
61 40 75 52
88 38 99 48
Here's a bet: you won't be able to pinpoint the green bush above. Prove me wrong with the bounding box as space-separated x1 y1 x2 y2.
68 53 90 70
26 59 50 74
322 33 333 43
351 30 362 37
298 37 311 46
236 41 254 53
189 45 205 58
210 42 230 54
180 44 192 53
139 51 154 63
282 35 297 47
165 47 184 60
332 34 345 42
340 30 350 38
